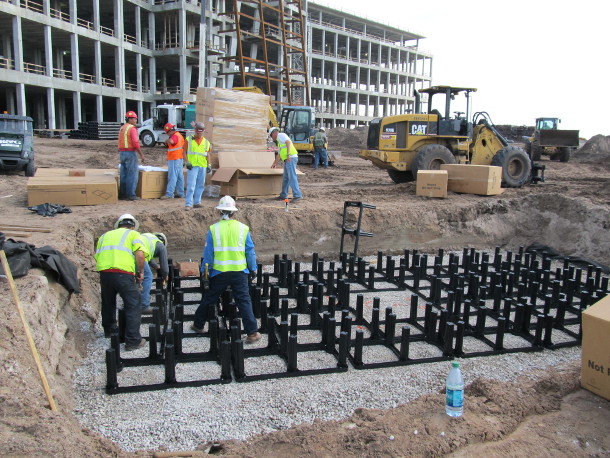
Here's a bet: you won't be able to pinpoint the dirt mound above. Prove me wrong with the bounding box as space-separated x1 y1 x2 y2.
572 134 610 164
327 127 368 153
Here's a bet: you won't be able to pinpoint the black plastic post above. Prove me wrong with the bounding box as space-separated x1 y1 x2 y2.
111 332 122 370
105 348 119 391
455 321 465 355
354 330 364 366
267 317 278 348
385 313 396 347
233 340 245 380
164 344 176 384
287 335 298 372
356 294 364 321
409 295 418 324
443 322 455 357
174 321 183 355
475 306 486 338
371 304 380 339
367 265 375 290
281 298 289 322
209 319 219 354
495 317 506 351
338 332 349 368
310 296 319 327
325 317 336 352
280 321 289 356
270 285 280 315
148 324 158 358
220 340 231 380
399 326 410 361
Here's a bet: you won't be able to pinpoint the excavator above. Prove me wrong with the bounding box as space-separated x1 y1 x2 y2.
359 86 539 188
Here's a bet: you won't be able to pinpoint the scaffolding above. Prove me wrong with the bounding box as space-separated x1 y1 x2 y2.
221 0 311 107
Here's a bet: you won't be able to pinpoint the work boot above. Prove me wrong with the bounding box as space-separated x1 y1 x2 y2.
245 332 262 343
125 339 146 351
185 206 192 211
129 196 141 201
291 197 302 203
159 195 172 200
191 324 205 334
193 203 202 208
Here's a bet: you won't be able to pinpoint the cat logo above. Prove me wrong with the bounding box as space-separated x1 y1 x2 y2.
410 122 428 136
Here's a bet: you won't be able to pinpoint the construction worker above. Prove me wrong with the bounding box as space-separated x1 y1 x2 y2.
139 232 169 313
191 196 261 343
312 126 328 169
183 121 212 211
269 126 302 203
118 111 144 201
94 214 150 351
160 123 185 199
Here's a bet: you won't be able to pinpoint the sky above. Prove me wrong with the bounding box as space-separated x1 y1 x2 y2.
317 0 609 139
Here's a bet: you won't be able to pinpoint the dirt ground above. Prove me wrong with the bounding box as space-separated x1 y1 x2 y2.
1 131 610 456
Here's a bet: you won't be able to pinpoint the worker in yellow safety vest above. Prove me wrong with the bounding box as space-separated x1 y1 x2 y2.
191 196 261 343
117 111 144 200
160 123 186 199
94 213 150 351
139 232 169 314
269 126 303 203
183 121 212 211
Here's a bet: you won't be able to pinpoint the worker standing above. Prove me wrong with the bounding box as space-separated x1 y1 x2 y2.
183 121 212 211
269 127 303 203
94 214 150 351
139 232 169 313
160 123 185 199
312 127 328 169
118 111 144 201
191 196 261 343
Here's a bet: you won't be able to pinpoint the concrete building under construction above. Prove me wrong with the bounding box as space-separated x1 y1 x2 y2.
0 0 432 130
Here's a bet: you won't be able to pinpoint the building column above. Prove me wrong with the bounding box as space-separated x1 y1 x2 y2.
149 11 157 94
69 0 77 25
136 53 142 91
73 91 81 127
179 8 188 97
70 33 79 82
96 94 103 122
47 88 56 129
12 16 23 72
135 6 141 47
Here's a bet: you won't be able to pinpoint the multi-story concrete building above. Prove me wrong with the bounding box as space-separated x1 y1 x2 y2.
0 0 432 130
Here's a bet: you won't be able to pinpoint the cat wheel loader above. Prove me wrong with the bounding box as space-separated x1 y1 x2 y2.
359 86 540 188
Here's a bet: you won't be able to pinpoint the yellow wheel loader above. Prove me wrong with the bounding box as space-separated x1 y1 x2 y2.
359 86 538 188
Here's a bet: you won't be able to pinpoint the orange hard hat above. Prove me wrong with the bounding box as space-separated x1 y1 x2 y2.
164 123 175 133
125 111 138 119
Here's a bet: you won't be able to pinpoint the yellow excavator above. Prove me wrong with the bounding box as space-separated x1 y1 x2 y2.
359 86 539 187
233 86 320 165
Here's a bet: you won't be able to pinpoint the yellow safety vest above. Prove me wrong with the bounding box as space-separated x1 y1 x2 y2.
140 233 160 261
94 228 149 273
276 135 298 161
186 136 210 167
210 220 248 272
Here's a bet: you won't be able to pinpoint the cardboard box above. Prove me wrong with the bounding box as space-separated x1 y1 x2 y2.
68 169 86 177
36 168 118 178
27 175 118 206
581 295 610 401
440 164 505 196
136 170 187 199
211 149 302 197
176 261 200 277
416 170 448 198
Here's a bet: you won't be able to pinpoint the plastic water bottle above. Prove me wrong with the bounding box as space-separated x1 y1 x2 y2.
445 361 464 417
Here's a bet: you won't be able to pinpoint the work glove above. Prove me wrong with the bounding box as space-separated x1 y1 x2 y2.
186 162 193 170
206 166 212 174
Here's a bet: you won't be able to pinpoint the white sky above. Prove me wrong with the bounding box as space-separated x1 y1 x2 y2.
316 0 609 139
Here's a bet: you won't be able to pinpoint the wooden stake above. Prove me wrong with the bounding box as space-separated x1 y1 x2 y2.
0 225 52 233
0 250 57 411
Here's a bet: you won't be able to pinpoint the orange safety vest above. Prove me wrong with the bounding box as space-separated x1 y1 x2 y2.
166 132 185 160
118 123 136 151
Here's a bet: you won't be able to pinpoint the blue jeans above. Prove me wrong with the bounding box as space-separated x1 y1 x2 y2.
165 159 184 197
280 155 302 199
140 262 153 308
99 271 142 346
314 147 328 168
185 166 206 207
193 271 258 335
119 150 139 199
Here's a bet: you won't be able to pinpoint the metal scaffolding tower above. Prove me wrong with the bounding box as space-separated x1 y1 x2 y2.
221 0 311 107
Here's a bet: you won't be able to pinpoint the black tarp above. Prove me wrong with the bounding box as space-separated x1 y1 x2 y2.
0 232 80 293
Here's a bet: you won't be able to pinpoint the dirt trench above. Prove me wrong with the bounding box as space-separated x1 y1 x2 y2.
1 136 610 456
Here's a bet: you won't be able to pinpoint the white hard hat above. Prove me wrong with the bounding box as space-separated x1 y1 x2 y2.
114 213 140 230
319 127 326 132
268 126 279 136
153 232 167 246
215 195 238 212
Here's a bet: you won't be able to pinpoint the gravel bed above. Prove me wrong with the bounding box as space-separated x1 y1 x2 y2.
73 252 585 452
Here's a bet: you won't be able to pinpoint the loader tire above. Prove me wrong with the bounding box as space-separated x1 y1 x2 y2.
387 169 414 183
491 146 531 188
140 130 156 147
412 144 456 178
557 147 571 163
530 142 542 161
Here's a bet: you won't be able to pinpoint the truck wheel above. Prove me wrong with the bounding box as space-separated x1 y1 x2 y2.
387 169 414 183
491 146 531 188
557 147 571 163
140 131 156 147
25 160 36 177
412 144 456 178
530 142 542 161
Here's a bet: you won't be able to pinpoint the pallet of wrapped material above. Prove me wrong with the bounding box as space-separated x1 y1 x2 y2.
195 87 269 151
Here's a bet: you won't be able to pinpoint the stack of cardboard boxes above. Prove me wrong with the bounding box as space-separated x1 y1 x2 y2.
197 87 288 198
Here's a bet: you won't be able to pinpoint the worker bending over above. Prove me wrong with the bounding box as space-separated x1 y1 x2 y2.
139 232 169 313
94 214 149 351
191 196 261 343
